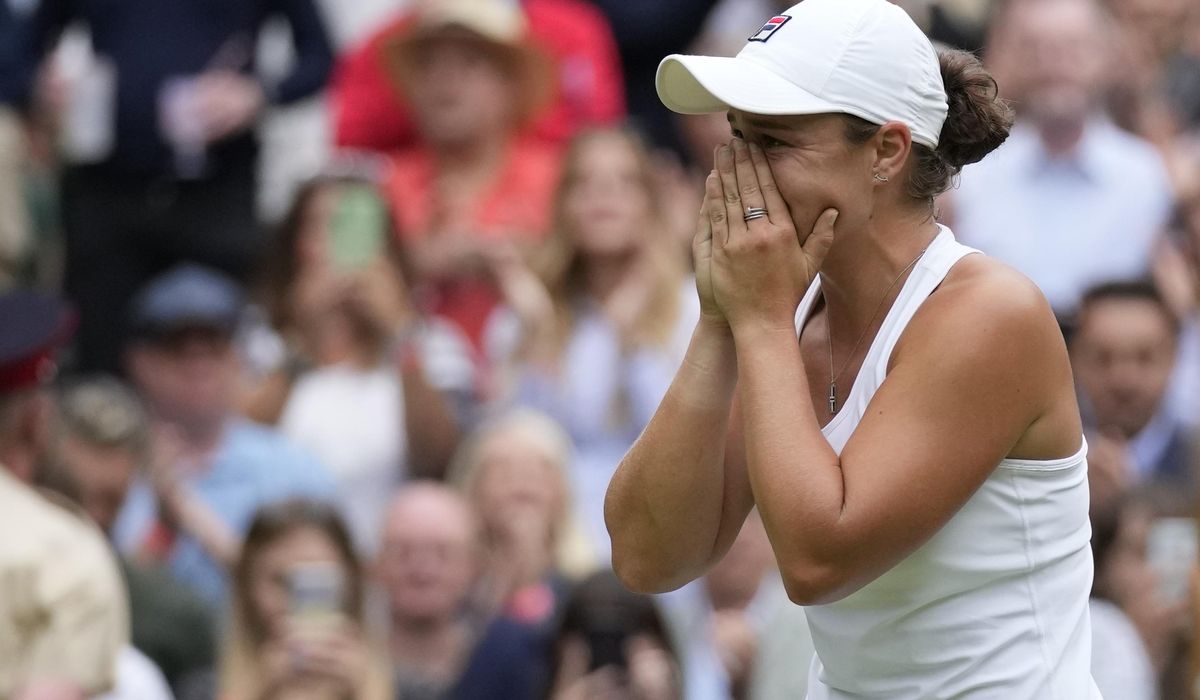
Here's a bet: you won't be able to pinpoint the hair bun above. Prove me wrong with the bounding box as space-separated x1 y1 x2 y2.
936 49 1014 169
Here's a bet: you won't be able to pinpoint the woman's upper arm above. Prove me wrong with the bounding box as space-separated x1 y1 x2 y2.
825 275 1070 593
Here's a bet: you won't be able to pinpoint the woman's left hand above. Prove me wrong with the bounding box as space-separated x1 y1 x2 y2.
708 138 837 335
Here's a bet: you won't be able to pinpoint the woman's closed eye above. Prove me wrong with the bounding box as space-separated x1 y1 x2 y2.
758 135 790 150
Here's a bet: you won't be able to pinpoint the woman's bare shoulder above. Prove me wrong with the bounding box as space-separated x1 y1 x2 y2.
893 252 1066 375
895 252 1080 455
926 253 1057 334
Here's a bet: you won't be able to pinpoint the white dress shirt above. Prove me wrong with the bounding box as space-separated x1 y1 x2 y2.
953 118 1173 315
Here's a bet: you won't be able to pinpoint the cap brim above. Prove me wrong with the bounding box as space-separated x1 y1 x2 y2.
657 54 840 116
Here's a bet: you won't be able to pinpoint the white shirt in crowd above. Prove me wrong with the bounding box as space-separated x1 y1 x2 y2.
1089 598 1157 700
953 118 1173 315
279 319 476 553
96 647 174 700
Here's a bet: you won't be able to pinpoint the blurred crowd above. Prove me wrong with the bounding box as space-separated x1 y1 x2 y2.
0 0 1199 697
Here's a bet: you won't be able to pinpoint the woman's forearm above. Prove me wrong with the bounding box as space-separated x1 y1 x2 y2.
731 325 849 601
400 360 463 480
161 486 241 568
605 318 750 592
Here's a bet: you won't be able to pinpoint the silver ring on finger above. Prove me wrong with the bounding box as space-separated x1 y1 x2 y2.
743 206 769 222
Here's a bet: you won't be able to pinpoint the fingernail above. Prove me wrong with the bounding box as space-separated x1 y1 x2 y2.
831 210 840 225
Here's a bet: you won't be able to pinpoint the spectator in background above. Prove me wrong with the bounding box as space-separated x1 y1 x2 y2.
446 410 594 645
0 2 32 286
663 512 788 700
246 174 474 551
47 377 216 693
1070 281 1198 508
486 127 698 558
378 482 542 699
546 570 682 700
332 0 625 152
582 0 722 154
15 0 334 374
951 0 1174 317
1088 501 1159 700
0 289 127 697
112 265 335 609
218 499 391 700
1107 0 1200 136
380 0 563 347
1093 494 1191 696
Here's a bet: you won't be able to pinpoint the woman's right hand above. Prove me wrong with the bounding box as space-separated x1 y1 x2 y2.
486 243 555 329
290 260 352 327
290 623 369 695
261 622 369 699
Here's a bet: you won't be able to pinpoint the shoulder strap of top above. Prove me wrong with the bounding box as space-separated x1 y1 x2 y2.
865 226 979 384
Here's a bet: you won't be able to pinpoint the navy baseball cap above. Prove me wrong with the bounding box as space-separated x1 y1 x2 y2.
0 289 75 394
127 265 245 341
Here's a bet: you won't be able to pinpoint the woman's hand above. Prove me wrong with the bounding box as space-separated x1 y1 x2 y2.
259 620 369 699
626 634 680 700
346 258 418 335
289 622 370 695
708 139 837 335
487 243 556 331
290 258 352 327
486 243 561 370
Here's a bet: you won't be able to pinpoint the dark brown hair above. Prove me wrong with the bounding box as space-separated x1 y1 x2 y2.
844 48 1014 201
1078 279 1180 337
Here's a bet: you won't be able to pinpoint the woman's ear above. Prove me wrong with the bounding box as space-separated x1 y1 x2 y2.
872 121 914 183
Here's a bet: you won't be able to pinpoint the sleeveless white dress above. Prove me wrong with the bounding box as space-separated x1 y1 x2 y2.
795 226 1102 699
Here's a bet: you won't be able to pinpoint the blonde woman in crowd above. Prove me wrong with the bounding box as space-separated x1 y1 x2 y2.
486 127 699 558
447 409 594 625
219 499 391 700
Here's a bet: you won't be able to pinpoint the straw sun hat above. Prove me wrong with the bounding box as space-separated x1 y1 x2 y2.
381 0 556 127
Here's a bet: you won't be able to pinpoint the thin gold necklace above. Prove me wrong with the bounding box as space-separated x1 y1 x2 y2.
826 247 928 415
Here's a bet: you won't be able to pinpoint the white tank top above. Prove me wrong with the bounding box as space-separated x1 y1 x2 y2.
795 226 1101 699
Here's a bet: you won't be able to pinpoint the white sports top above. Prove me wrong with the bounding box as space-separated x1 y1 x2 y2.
795 227 1101 699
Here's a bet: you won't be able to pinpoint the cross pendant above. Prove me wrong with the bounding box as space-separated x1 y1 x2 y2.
828 383 838 414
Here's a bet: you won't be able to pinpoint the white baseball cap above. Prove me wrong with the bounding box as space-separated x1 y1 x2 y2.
656 0 948 149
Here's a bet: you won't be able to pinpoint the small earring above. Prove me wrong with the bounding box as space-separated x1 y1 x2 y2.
873 173 889 183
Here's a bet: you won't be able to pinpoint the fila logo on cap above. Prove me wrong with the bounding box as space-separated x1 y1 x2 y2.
748 14 791 42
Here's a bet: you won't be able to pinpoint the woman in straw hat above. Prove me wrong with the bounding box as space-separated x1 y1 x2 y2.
605 0 1101 697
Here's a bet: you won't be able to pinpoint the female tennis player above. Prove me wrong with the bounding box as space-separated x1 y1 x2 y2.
604 0 1100 697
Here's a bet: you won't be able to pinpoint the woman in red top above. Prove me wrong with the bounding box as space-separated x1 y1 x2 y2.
380 0 563 347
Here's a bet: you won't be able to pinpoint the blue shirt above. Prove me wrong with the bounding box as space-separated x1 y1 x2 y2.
953 119 1173 315
112 419 335 608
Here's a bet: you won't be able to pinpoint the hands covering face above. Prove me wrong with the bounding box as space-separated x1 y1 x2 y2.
693 138 838 334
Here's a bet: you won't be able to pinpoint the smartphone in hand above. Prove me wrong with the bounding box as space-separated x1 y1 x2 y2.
327 184 388 272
